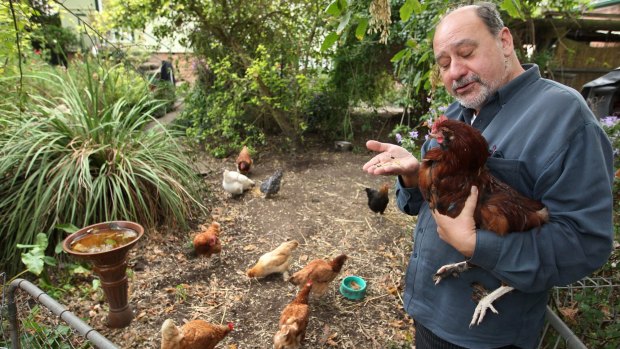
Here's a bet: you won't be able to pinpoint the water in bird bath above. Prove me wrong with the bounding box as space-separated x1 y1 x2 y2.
69 227 138 253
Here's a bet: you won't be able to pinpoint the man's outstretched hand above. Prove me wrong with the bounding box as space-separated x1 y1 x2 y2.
363 140 420 186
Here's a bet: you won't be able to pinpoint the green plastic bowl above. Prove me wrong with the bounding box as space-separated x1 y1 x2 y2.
340 275 367 300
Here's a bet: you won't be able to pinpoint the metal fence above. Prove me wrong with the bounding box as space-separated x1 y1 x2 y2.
1 273 617 348
0 274 118 349
538 276 619 349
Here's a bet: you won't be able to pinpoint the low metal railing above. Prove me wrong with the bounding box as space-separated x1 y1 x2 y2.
0 275 118 349
1 273 616 348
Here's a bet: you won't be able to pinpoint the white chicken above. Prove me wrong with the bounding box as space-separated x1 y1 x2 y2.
222 169 255 195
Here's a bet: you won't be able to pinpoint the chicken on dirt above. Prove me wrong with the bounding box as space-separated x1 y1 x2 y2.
247 240 299 280
161 318 233 349
236 145 253 175
364 183 390 220
260 169 284 198
222 169 255 196
289 254 347 298
192 222 222 259
273 281 312 349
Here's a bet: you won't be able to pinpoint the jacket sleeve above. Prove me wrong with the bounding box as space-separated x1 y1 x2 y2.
395 176 425 216
469 121 615 292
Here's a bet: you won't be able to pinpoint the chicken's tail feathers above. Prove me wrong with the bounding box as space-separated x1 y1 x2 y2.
161 319 180 340
331 254 348 272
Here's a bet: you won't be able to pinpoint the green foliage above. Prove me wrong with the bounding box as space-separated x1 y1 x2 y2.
175 283 188 303
29 17 78 66
150 79 177 118
98 0 332 144
549 279 620 349
573 290 620 349
0 1 39 75
181 57 266 157
0 63 204 276
324 0 595 142
182 43 337 155
601 116 620 199
16 233 58 277
304 87 348 139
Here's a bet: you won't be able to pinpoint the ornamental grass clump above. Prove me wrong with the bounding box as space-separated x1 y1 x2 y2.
0 67 203 276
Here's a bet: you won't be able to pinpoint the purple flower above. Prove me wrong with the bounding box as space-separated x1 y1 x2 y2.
601 116 619 127
437 105 448 113
409 130 419 139
395 133 402 143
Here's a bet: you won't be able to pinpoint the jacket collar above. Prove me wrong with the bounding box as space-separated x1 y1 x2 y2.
459 64 540 131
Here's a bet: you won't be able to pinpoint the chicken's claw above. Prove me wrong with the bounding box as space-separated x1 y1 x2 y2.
470 299 499 327
433 261 470 285
469 285 515 327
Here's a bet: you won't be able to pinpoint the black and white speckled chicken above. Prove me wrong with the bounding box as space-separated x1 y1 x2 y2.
260 169 283 198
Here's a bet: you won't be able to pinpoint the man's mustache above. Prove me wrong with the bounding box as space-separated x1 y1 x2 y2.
453 75 482 91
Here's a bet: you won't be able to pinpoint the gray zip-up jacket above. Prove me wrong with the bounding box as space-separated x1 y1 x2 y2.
396 64 614 349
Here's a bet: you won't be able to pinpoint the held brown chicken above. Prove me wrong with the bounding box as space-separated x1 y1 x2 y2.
273 281 313 349
364 183 390 216
247 240 299 279
419 116 548 235
160 318 233 349
420 116 549 326
192 222 222 258
236 145 253 175
289 254 347 297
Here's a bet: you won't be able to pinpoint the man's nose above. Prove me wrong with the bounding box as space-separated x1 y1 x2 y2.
446 59 468 81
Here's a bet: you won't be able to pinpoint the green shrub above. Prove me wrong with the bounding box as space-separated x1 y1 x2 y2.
0 67 204 276
181 57 265 157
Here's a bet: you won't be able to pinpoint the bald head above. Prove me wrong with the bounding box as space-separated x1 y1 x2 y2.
438 2 504 36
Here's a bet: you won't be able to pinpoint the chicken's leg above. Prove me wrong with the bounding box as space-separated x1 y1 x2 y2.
469 285 514 327
433 261 471 285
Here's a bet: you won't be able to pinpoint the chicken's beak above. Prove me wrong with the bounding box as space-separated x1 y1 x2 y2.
429 131 444 144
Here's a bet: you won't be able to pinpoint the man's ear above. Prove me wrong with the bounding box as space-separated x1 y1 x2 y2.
499 27 514 57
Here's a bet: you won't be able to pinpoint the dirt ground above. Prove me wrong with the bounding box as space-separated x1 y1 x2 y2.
65 132 418 348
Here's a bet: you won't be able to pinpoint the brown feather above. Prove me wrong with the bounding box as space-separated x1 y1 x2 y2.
236 145 253 175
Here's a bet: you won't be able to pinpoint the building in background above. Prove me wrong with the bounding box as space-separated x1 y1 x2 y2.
56 0 195 84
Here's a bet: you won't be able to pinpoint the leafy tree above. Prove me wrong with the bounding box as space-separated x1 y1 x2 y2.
97 0 332 148
322 0 594 123
0 1 39 75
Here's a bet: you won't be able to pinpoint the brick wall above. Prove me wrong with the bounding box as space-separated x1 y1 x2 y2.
148 53 198 85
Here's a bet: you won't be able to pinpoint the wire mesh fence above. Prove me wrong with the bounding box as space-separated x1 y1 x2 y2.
539 276 620 349
0 274 117 349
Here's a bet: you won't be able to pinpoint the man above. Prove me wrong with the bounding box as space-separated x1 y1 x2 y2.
363 2 614 348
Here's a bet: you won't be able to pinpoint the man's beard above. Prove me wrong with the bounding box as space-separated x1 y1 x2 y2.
452 74 501 110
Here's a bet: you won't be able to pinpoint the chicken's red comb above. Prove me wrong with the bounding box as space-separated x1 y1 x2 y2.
431 115 448 134
227 322 234 331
